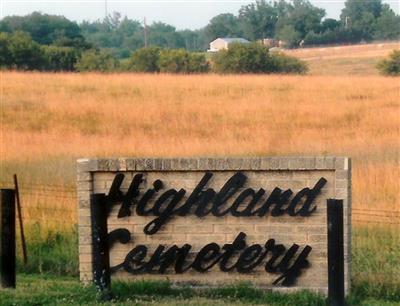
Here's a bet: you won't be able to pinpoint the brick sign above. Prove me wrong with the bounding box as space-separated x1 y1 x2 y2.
77 157 351 294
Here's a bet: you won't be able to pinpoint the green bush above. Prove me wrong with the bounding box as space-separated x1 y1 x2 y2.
0 32 13 67
212 42 307 74
42 45 79 71
158 49 209 73
268 52 308 74
377 49 400 76
212 43 270 74
0 31 45 70
0 31 80 71
128 46 161 72
75 49 119 72
187 52 211 73
276 25 302 48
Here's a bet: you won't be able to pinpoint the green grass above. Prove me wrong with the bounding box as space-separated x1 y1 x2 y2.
352 225 400 295
0 274 325 306
16 224 78 276
1 274 399 306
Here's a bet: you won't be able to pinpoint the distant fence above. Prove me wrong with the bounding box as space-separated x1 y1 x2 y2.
0 181 76 228
0 181 399 227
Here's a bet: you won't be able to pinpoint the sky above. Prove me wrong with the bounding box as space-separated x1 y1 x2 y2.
1 0 399 30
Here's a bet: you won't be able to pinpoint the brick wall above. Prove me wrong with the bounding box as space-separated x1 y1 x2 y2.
77 157 351 294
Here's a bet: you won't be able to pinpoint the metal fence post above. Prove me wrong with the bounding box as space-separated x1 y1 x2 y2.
327 199 345 306
1 189 16 288
90 193 112 299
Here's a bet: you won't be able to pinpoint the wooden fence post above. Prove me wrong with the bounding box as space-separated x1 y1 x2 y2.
90 193 112 300
327 199 345 306
1 189 16 288
13 174 27 265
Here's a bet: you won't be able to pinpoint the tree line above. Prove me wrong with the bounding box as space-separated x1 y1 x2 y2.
0 30 307 74
0 0 398 72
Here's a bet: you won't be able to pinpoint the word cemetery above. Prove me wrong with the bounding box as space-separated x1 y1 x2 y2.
77 157 351 294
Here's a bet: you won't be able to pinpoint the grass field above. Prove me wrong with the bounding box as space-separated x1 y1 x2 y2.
0 42 399 304
1 72 399 224
285 41 400 75
1 274 399 306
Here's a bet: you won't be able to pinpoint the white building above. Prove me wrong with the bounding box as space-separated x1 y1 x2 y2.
207 37 250 52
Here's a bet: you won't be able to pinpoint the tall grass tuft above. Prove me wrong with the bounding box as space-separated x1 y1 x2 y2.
17 224 78 276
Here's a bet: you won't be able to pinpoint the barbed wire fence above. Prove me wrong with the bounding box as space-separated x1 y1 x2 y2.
1 179 398 286
1 181 399 227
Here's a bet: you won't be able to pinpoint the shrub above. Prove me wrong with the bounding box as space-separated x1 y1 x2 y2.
377 49 400 76
303 28 367 46
75 49 119 72
0 32 13 68
1 31 45 70
158 49 209 73
212 42 307 74
276 25 302 49
42 45 79 71
128 47 161 72
187 52 210 73
212 43 270 74
268 52 308 74
0 32 80 71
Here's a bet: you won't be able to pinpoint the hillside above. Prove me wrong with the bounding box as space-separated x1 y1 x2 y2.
285 41 400 75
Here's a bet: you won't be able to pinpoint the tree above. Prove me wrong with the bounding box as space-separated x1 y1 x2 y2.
148 22 185 49
42 45 79 71
158 49 209 73
178 29 204 51
0 12 86 48
80 14 144 57
374 4 400 40
75 49 119 71
119 17 144 51
321 18 340 32
341 0 383 22
7 31 45 70
275 0 325 40
377 49 400 76
340 0 383 40
238 0 278 40
105 12 122 30
276 25 302 48
0 32 13 67
205 13 242 41
80 13 201 54
128 47 161 72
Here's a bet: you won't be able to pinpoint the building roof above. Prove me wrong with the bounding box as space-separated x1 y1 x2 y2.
212 37 250 43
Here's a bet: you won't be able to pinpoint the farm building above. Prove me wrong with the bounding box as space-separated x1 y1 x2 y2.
207 37 250 52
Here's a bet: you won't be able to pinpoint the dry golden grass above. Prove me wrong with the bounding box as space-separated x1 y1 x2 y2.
286 41 400 59
1 71 399 227
285 41 400 75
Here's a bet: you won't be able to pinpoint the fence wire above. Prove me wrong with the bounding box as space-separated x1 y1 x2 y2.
0 181 399 226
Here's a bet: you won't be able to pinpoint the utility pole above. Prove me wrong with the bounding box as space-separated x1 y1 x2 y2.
105 0 108 19
143 17 148 48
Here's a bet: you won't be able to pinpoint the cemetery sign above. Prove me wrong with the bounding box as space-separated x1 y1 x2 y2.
77 157 351 294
